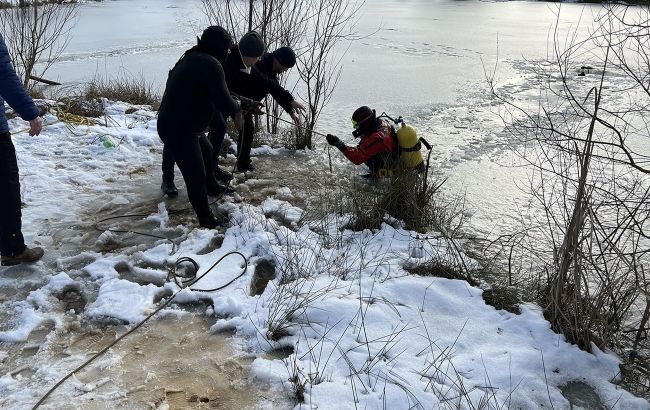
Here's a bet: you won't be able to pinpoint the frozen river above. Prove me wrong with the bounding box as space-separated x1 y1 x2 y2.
41 0 604 237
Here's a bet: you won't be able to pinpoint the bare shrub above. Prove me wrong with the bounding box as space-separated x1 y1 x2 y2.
202 0 362 142
203 0 310 135
284 350 308 403
0 1 78 89
253 125 313 150
485 4 650 386
311 168 449 233
264 230 346 340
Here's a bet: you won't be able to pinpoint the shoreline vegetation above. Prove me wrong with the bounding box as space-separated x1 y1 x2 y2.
22 73 649 400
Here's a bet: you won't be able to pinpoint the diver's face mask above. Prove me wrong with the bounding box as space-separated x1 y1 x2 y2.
352 119 362 138
351 113 375 137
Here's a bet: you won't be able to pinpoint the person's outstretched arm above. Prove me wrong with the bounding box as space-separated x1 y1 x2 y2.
0 34 41 135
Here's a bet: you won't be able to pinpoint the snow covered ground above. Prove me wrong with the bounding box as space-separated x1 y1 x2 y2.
0 101 648 409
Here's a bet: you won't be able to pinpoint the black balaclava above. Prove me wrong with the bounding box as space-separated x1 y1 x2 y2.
197 26 233 63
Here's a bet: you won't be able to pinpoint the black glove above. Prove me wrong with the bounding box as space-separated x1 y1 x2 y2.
238 96 253 111
326 134 346 151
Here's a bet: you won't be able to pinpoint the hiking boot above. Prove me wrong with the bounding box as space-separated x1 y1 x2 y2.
214 166 233 182
206 180 234 196
161 178 179 197
198 213 220 229
1 246 44 266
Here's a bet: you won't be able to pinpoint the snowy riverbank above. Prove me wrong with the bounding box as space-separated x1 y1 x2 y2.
0 101 648 409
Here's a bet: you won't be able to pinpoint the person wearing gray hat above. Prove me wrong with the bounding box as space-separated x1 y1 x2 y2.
210 37 306 175
239 31 265 62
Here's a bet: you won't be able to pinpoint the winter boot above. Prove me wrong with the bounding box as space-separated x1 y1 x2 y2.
1 246 44 266
214 166 233 182
161 177 179 197
206 180 234 196
198 213 220 229
236 163 254 173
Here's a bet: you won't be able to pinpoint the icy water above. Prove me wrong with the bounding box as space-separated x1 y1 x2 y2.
0 310 291 409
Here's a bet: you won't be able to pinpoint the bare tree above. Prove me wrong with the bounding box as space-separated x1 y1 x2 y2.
485 5 650 363
202 0 362 148
0 1 78 90
296 0 361 149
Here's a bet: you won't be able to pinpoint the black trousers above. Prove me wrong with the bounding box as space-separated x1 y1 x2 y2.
209 112 227 167
160 132 217 220
207 111 255 170
0 132 26 257
163 115 228 181
236 112 255 169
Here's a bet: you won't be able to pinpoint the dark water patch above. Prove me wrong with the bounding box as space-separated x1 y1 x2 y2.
114 260 166 286
57 284 87 314
265 345 295 360
22 320 55 359
153 288 173 304
195 233 225 256
560 381 605 410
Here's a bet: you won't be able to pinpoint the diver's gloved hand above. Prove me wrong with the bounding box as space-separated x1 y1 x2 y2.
326 134 346 151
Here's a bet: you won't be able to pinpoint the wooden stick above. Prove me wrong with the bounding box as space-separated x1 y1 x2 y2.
29 75 61 86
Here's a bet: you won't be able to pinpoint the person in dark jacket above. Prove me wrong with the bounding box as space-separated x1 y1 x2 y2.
158 26 257 228
210 33 305 175
0 34 45 266
326 106 399 178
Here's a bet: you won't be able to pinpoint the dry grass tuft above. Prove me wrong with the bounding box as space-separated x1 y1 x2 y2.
84 74 160 109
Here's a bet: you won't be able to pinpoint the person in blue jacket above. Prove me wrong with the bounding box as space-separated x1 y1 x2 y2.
0 34 45 266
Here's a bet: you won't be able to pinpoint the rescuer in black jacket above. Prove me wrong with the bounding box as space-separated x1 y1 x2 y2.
158 26 256 228
210 33 305 175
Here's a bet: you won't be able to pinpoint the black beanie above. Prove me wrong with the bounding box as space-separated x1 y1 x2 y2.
239 31 265 58
272 46 296 68
198 26 232 63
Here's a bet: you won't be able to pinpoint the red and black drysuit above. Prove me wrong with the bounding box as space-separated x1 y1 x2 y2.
338 119 399 175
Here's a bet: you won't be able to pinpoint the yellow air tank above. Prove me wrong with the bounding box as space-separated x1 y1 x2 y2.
396 123 424 168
